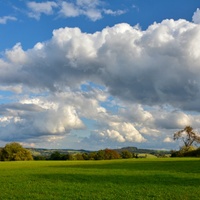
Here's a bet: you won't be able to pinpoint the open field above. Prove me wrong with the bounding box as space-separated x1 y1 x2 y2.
0 158 200 200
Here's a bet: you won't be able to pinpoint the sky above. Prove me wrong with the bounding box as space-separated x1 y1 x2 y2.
0 0 200 150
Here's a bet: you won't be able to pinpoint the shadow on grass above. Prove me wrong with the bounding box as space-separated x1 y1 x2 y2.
32 172 200 187
48 159 200 174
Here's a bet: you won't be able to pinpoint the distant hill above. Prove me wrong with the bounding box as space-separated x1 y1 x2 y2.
114 146 170 155
28 148 91 157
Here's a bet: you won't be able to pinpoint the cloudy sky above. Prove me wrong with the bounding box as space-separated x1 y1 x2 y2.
0 0 200 150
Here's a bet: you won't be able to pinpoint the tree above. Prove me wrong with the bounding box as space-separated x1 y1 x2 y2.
74 153 84 160
49 151 70 160
82 153 89 160
88 152 97 160
0 142 33 161
95 149 121 160
95 150 105 160
104 149 121 159
121 150 133 159
49 151 62 160
0 148 2 160
174 126 200 149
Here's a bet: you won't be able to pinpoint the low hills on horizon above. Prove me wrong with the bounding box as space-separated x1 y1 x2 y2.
28 146 170 158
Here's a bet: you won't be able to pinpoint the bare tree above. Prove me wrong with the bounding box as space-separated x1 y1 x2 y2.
174 126 200 148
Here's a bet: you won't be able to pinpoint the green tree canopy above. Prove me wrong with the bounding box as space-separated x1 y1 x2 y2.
120 150 133 159
95 149 121 160
0 142 33 161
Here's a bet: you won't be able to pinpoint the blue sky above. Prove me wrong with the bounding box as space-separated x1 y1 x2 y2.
0 0 200 150
1 0 199 50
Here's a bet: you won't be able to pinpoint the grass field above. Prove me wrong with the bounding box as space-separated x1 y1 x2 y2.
0 158 200 200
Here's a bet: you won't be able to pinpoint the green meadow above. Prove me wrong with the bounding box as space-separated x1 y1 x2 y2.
0 158 200 200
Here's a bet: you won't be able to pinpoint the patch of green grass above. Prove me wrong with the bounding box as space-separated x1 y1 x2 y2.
0 158 200 199
137 153 157 158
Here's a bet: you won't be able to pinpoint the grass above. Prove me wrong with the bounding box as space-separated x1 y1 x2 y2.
0 158 200 200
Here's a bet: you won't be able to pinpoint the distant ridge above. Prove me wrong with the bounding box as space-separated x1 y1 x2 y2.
28 146 170 157
114 146 169 154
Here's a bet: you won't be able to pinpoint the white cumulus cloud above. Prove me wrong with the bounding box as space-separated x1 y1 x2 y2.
192 8 200 24
27 1 58 20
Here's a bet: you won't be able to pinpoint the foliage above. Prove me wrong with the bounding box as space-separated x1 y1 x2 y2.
40 149 162 160
183 147 200 157
87 152 97 160
33 155 47 160
50 151 62 160
180 145 196 153
171 147 200 157
0 142 33 161
49 151 71 160
120 150 134 158
47 149 121 161
95 149 121 160
174 126 200 148
73 153 84 160
0 148 2 160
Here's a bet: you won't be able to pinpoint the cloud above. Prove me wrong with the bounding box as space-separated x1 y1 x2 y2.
0 96 85 142
59 2 80 18
0 84 147 147
103 9 127 16
25 0 126 21
88 122 145 144
59 0 126 21
83 121 146 149
1 19 200 109
192 8 200 24
0 16 17 24
27 1 58 20
1 11 200 149
84 111 146 145
107 122 146 143
120 104 154 126
0 85 22 94
154 110 192 129
163 137 174 143
5 43 27 64
59 0 102 21
76 0 101 8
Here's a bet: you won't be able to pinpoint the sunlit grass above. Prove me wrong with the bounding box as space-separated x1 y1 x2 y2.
0 158 200 199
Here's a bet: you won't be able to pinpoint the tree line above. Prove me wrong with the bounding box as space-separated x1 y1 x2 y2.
36 148 136 161
0 142 136 161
